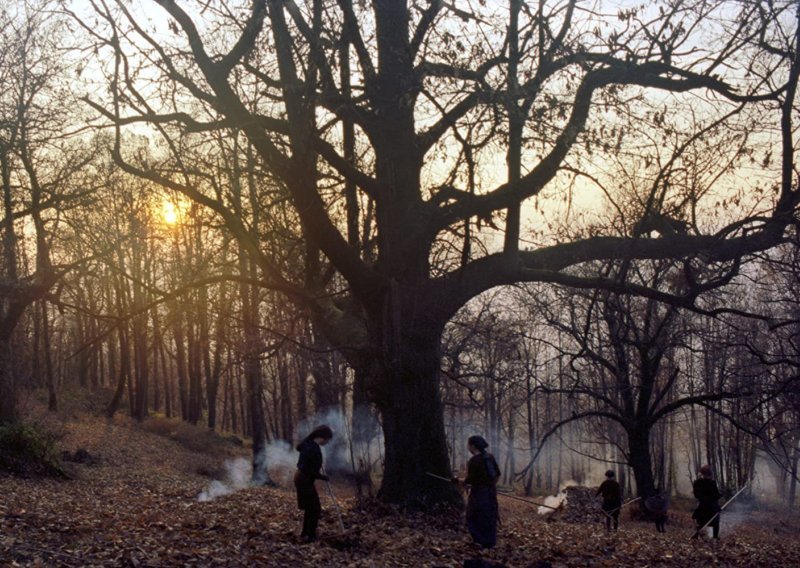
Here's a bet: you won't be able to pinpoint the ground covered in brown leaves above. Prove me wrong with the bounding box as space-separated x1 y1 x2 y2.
2 413 800 567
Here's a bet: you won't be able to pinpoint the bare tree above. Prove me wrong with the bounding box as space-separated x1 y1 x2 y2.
77 0 800 505
517 261 765 499
0 3 98 423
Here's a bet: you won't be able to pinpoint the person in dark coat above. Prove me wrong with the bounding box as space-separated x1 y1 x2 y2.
645 487 669 533
692 465 722 539
596 470 622 531
294 425 333 542
454 435 501 549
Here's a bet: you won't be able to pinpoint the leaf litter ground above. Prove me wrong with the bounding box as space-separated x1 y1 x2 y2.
2 414 800 567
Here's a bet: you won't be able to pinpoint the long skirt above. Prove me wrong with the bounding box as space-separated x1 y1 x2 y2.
692 503 720 537
466 486 499 549
294 471 321 538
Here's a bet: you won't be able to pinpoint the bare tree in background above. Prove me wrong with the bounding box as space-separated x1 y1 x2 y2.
517 260 769 499
0 3 99 424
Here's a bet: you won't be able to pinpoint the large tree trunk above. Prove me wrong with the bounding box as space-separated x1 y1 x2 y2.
372 318 461 507
628 427 656 498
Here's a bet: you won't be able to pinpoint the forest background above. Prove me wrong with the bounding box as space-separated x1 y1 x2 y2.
2 0 800 515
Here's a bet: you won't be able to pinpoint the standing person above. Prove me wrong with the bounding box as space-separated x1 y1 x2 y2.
294 425 333 543
692 465 722 539
453 435 501 549
596 470 622 531
645 487 669 533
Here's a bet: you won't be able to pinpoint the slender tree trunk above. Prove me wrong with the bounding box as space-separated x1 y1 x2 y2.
227 361 238 434
294 354 308 423
76 310 89 388
238 249 272 484
0 337 16 424
186 317 202 425
788 445 799 506
151 311 162 413
107 326 130 419
238 364 249 438
132 312 149 421
352 367 377 467
506 402 516 485
525 372 535 496
41 301 57 411
205 284 227 430
245 339 271 484
310 328 338 411
278 357 293 441
172 309 189 420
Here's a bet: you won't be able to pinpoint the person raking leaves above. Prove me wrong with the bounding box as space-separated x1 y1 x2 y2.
644 487 669 533
596 469 622 532
452 435 501 549
294 424 333 543
692 464 722 539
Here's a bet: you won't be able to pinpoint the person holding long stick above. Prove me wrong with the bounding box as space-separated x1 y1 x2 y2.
645 487 669 533
596 470 622 532
452 435 501 549
692 465 722 539
294 425 333 543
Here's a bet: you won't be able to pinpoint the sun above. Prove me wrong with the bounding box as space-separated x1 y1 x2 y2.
159 199 182 225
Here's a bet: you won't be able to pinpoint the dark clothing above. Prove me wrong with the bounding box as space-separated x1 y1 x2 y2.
596 479 622 530
296 439 325 480
597 479 622 505
295 439 326 540
294 469 321 511
645 493 669 533
692 477 721 538
294 470 321 539
465 452 501 549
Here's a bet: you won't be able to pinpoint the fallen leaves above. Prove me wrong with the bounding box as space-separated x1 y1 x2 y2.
1 416 800 566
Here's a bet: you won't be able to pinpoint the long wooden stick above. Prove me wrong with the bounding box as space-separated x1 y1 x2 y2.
322 467 346 532
691 483 748 539
600 496 642 518
425 472 561 510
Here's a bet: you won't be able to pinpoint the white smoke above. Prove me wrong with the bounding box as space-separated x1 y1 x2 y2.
536 479 577 515
197 440 302 501
264 439 299 485
197 457 251 502
537 493 566 515
295 405 383 475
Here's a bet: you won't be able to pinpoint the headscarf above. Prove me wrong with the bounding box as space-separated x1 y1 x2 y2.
468 435 498 479
468 435 489 451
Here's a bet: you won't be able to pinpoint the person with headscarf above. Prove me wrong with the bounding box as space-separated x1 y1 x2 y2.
294 424 333 542
692 465 722 539
453 435 501 548
645 487 669 533
596 469 622 531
